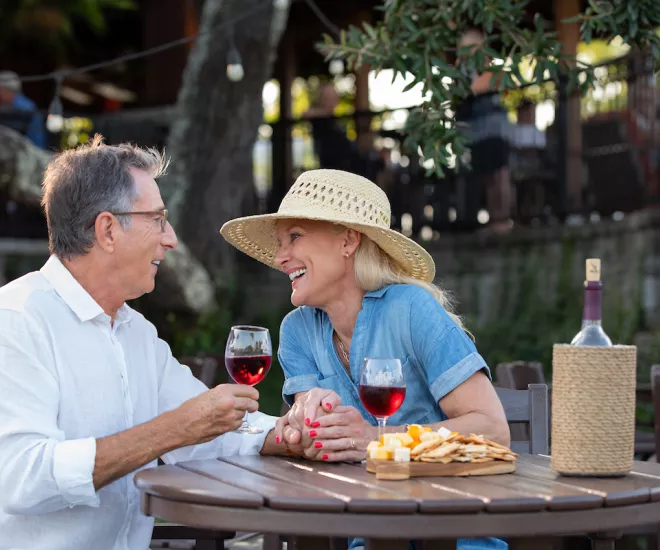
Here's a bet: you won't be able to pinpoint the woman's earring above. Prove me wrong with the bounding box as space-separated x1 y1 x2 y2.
345 252 350 258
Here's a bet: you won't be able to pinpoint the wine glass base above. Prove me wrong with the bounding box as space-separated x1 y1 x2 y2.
234 424 264 434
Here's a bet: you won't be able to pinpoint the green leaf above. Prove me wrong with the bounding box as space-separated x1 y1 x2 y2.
362 22 377 39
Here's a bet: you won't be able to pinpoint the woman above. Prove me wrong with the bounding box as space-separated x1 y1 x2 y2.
221 169 509 549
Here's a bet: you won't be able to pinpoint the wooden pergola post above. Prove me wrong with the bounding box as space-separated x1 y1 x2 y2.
555 0 583 215
269 36 296 213
142 0 199 105
354 11 372 153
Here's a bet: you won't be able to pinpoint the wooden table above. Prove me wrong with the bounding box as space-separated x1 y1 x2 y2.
135 454 660 550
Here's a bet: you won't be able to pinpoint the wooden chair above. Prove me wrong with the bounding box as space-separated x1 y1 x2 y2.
495 361 547 445
620 366 660 550
150 355 234 550
495 384 549 455
495 361 545 390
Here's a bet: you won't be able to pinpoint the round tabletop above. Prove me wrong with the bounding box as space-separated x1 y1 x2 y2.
135 454 660 547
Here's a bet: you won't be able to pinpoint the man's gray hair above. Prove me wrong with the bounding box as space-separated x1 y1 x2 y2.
41 134 170 259
0 71 21 93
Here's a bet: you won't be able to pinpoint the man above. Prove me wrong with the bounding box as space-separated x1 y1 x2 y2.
0 135 305 550
0 70 46 148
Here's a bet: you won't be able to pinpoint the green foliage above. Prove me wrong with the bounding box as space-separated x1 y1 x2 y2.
0 0 136 61
319 0 660 176
469 236 651 379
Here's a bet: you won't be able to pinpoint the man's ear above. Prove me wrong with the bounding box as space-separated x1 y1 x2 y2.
94 212 120 253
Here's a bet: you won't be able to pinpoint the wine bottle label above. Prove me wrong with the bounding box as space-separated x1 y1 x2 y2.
586 258 601 282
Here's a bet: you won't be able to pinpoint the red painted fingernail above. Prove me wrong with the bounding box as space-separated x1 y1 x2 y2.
325 403 333 410
309 430 317 437
322 454 329 460
312 421 320 428
275 436 281 444
305 418 311 426
314 441 323 449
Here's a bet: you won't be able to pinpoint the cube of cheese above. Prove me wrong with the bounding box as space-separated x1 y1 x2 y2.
393 447 411 463
370 447 393 460
381 434 403 448
366 441 381 454
394 433 415 448
437 426 452 438
406 424 425 440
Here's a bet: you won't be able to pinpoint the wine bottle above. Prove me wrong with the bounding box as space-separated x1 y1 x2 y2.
571 258 613 347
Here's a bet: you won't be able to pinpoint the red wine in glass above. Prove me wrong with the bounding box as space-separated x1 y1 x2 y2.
225 355 272 386
225 325 272 434
358 358 406 440
358 385 406 417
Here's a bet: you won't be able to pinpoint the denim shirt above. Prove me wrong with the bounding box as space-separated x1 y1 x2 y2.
279 283 491 423
278 284 506 550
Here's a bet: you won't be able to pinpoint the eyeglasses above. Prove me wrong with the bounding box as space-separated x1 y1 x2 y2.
88 209 169 232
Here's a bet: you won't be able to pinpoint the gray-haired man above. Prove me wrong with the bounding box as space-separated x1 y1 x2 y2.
0 135 302 550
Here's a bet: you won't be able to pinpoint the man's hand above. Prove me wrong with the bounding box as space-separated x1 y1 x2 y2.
175 384 260 446
272 388 342 446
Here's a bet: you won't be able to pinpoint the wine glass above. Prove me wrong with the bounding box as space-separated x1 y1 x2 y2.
224 325 272 434
358 358 406 441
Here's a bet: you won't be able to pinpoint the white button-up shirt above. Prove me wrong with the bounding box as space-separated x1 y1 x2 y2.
0 256 276 550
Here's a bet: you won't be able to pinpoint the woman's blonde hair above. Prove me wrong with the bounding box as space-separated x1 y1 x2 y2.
353 234 467 332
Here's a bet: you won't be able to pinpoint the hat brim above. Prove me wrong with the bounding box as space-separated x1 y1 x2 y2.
220 211 436 283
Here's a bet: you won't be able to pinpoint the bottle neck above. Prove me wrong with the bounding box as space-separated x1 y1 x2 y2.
582 281 603 323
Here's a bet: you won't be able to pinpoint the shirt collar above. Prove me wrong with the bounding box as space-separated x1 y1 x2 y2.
40 255 131 324
364 285 392 299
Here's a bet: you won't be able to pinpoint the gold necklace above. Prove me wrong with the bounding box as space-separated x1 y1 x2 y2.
334 332 350 365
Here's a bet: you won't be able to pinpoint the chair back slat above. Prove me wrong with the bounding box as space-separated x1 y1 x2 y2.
495 384 549 455
651 365 660 463
495 361 545 389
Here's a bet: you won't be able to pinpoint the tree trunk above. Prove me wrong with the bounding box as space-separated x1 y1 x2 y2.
0 125 215 315
161 0 289 276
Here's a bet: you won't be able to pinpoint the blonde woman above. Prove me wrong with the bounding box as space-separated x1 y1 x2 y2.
221 170 508 550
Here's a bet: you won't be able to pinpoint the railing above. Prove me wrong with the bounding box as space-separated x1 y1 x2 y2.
2 51 657 242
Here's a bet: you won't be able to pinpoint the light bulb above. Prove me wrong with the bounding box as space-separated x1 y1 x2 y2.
46 95 64 133
329 59 344 75
46 113 64 133
274 0 289 9
227 64 244 82
226 47 244 82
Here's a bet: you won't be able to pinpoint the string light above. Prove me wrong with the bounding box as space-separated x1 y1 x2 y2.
226 24 244 82
226 48 245 82
16 0 273 86
14 0 342 116
46 74 64 133
329 59 344 75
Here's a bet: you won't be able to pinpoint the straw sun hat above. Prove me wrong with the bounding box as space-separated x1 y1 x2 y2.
220 169 436 283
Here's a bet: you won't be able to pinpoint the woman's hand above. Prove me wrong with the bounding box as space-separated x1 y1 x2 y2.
272 388 342 448
306 405 376 462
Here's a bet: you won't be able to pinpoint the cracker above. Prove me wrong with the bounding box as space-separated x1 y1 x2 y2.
411 438 443 457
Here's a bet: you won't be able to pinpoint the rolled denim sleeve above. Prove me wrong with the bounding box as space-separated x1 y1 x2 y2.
0 311 99 515
408 287 491 403
278 310 321 405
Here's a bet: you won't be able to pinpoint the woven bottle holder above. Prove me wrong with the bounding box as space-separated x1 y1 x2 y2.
551 344 637 476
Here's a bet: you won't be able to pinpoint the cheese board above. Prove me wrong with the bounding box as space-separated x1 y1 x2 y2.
366 458 516 480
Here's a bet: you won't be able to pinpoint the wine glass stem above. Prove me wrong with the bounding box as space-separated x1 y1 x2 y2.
377 417 387 441
241 410 249 430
